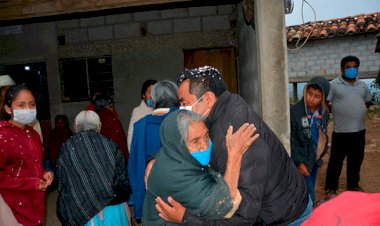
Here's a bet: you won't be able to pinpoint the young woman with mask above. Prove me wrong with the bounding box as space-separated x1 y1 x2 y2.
143 110 259 225
0 85 53 226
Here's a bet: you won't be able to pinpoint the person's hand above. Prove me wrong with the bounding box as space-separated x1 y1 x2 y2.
155 196 185 224
38 179 48 191
298 163 310 177
42 171 54 186
145 159 155 189
226 123 259 158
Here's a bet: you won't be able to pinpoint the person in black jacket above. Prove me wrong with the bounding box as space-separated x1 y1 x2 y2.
290 76 330 205
154 66 311 226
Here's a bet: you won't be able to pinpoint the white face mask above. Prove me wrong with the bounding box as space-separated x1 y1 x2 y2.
179 95 204 112
13 109 37 125
179 105 192 111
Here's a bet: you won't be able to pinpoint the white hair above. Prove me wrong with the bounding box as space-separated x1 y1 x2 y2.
150 80 179 109
74 110 101 133
177 109 204 142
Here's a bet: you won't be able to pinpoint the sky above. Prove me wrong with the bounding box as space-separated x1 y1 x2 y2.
285 0 380 26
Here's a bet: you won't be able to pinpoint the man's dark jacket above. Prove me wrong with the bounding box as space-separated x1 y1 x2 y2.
183 91 309 226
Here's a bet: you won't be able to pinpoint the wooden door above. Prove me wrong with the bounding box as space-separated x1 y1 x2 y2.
184 47 238 93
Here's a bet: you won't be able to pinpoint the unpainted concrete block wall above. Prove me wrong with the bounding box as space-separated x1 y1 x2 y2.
57 5 236 44
288 34 380 82
3 4 238 129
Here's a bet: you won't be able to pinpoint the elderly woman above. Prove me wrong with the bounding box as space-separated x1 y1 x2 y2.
56 110 131 226
143 110 258 225
128 80 179 221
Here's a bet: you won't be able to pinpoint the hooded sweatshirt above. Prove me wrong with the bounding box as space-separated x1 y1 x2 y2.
290 76 330 171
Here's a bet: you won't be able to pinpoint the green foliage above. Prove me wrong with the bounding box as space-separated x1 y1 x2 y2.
368 104 380 119
370 80 380 104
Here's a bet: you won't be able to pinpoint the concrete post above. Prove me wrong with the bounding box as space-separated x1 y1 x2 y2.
293 82 298 104
254 0 291 153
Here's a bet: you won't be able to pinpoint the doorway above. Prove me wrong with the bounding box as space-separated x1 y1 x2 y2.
184 47 239 93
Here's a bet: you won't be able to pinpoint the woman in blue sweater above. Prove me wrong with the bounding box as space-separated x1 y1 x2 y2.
128 80 179 221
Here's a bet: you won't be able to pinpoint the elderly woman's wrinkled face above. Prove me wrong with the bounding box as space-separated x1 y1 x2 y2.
185 121 210 153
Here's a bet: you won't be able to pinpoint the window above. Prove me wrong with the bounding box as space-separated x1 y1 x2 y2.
59 56 113 102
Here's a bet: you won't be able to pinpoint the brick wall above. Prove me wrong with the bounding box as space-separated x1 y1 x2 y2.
52 4 238 130
56 5 236 45
287 34 380 82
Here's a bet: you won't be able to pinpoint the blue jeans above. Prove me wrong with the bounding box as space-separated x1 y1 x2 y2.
305 164 318 203
287 196 313 226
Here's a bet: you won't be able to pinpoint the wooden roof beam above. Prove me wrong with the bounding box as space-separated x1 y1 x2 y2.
0 0 191 21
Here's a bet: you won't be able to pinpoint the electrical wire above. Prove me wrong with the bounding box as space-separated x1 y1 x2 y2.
287 0 317 51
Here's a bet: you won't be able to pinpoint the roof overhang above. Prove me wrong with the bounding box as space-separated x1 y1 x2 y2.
0 0 191 22
286 12 380 43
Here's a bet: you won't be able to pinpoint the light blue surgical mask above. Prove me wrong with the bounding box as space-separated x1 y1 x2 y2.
344 68 358 79
146 99 153 108
191 140 213 166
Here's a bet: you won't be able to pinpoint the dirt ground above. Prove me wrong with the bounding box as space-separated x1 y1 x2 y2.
315 105 380 203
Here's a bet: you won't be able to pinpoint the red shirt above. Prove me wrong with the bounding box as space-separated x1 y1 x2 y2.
302 191 380 226
0 121 45 226
98 108 129 161
85 103 95 111
47 127 73 169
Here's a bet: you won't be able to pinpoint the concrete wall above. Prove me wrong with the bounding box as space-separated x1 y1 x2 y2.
254 0 290 152
57 4 238 128
237 3 260 114
0 22 62 120
112 48 184 125
0 4 239 130
288 34 380 82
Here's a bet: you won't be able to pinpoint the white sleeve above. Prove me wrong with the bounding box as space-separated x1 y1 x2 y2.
127 108 138 151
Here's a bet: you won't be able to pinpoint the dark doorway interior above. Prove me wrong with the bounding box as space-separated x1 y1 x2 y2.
3 62 51 120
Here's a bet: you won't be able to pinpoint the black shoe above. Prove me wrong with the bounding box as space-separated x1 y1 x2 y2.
324 189 337 199
347 186 364 192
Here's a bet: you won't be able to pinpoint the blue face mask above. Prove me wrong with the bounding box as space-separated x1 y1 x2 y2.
344 68 358 79
146 99 153 108
191 140 213 166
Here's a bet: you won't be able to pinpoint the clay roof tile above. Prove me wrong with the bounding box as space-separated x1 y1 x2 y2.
286 11 380 42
